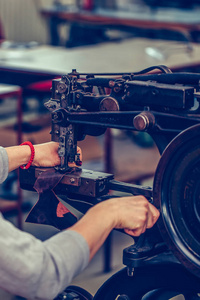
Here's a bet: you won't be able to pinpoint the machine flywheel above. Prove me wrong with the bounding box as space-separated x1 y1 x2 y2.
153 123 200 278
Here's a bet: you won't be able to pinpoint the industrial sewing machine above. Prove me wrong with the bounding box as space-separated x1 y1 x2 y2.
20 65 200 299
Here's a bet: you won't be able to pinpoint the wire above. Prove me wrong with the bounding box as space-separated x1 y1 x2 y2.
68 65 172 77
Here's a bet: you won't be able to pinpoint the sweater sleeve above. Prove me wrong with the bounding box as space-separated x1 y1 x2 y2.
0 146 9 184
0 214 89 300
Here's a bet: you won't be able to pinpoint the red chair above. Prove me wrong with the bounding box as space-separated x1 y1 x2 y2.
23 78 57 112
24 79 53 94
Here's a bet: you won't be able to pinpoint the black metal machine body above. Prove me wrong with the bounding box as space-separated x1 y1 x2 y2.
20 65 200 299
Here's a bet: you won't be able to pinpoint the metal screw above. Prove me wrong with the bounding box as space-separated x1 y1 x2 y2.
133 112 155 131
114 87 120 93
70 178 75 183
133 114 148 131
109 80 115 87
53 113 58 120
127 267 134 277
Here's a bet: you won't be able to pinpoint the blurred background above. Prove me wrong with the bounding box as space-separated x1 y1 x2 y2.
0 0 200 299
1 0 200 46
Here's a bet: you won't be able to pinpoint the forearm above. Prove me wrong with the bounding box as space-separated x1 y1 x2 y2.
70 196 160 261
5 145 31 172
4 142 61 173
70 201 116 260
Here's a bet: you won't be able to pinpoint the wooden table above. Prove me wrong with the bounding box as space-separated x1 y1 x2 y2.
41 5 200 46
1 38 200 87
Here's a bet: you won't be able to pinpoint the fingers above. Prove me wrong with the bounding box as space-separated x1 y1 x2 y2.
77 146 82 161
124 228 143 236
68 146 82 167
113 195 160 237
131 203 160 237
146 202 160 229
132 200 159 236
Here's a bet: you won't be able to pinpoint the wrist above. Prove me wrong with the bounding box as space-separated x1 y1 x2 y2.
70 200 117 260
91 200 118 230
5 145 32 172
20 145 32 165
20 142 35 169
32 144 40 166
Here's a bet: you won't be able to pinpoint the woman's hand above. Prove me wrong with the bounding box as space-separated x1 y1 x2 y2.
110 196 159 236
92 195 159 237
5 142 82 172
33 142 82 167
70 195 160 260
32 142 60 167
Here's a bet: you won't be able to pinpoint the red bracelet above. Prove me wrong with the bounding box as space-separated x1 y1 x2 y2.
20 141 35 170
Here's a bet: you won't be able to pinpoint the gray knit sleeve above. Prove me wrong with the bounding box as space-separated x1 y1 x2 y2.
0 146 9 184
0 214 90 300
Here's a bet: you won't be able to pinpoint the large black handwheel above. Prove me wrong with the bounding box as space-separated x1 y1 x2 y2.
153 124 200 278
54 285 93 300
93 264 200 300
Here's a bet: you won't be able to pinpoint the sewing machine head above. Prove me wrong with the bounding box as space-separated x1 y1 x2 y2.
20 65 200 279
44 66 200 171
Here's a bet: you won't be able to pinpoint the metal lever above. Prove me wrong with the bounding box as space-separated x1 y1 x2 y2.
109 180 153 199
